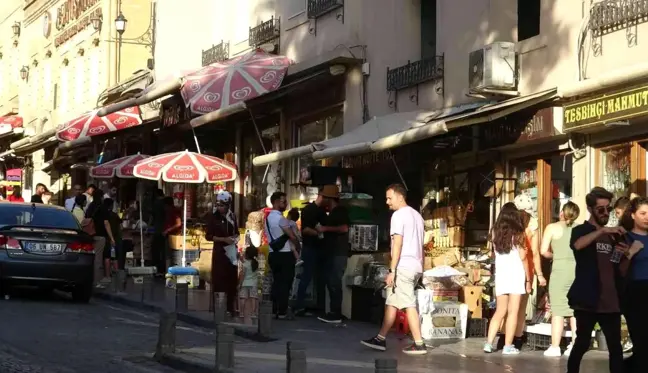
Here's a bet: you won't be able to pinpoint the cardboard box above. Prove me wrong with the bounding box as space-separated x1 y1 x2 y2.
460 285 483 318
430 289 459 302
168 235 199 250
433 247 461 267
424 257 434 270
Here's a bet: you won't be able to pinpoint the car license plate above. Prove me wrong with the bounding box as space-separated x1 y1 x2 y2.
25 242 63 254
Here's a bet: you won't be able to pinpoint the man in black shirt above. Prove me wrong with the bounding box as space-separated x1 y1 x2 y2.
294 187 329 316
30 183 47 203
567 187 625 373
318 188 350 324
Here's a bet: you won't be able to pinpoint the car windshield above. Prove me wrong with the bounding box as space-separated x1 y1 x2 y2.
0 204 80 230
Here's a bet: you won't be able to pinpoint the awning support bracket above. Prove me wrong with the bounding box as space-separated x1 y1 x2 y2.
388 149 408 191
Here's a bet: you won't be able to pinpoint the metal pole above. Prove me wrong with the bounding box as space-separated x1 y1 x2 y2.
117 33 122 83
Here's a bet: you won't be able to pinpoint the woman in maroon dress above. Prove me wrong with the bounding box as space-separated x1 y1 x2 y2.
205 192 239 315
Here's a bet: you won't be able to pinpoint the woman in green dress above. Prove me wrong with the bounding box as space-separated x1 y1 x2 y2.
540 202 580 357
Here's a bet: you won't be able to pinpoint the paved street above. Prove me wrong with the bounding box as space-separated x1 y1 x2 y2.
0 288 211 373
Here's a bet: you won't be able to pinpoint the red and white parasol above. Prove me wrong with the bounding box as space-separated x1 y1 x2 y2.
133 150 237 183
133 150 238 268
56 106 142 142
180 49 291 115
90 154 150 179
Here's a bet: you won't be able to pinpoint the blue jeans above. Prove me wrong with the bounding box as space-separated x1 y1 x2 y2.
325 256 348 316
296 245 321 311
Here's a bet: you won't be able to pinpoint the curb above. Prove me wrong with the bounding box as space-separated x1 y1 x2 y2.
93 291 277 342
156 354 214 373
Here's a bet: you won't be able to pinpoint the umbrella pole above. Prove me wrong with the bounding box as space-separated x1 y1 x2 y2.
139 191 144 267
182 189 187 267
191 127 202 154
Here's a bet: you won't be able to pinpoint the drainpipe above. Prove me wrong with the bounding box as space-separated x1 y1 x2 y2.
558 62 648 98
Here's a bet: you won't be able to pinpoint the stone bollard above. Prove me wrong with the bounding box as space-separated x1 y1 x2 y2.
215 324 235 370
154 311 177 360
175 282 189 313
286 342 307 373
257 300 273 338
374 358 397 373
213 292 227 324
141 275 155 302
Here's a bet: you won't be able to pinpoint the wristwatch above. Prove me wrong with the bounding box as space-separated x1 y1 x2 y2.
388 268 394 273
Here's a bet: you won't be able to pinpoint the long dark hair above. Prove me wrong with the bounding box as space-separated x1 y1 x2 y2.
244 246 259 272
622 197 648 231
490 202 526 254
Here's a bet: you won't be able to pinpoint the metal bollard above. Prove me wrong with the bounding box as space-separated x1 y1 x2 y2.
215 324 235 370
286 342 307 373
175 282 189 313
154 311 177 360
257 300 273 338
374 358 397 373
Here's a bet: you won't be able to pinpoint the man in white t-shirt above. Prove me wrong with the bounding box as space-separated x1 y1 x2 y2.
361 183 427 355
64 184 84 211
265 192 301 319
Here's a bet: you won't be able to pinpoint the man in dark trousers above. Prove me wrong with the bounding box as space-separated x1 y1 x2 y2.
317 185 350 324
294 188 328 316
567 187 626 373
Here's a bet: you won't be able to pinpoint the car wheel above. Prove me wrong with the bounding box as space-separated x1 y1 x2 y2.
72 283 93 303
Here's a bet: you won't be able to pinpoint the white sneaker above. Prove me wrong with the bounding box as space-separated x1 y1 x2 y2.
502 345 520 355
563 344 573 357
544 346 562 357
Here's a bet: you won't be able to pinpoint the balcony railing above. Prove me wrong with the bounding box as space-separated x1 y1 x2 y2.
589 0 648 36
249 17 280 47
202 41 230 66
386 56 444 92
307 0 344 19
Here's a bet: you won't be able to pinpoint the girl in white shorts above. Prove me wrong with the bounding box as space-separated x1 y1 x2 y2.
239 246 260 325
484 203 531 355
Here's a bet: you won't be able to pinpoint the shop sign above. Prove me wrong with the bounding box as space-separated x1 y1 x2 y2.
480 107 555 148
54 1 102 47
563 84 648 131
160 101 192 127
6 169 22 182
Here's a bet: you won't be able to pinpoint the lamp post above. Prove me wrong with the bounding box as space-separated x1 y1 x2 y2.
20 66 29 80
115 12 127 82
12 22 20 37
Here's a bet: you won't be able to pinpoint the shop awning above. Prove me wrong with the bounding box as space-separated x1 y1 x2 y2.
96 69 153 107
252 103 487 166
369 88 558 152
0 132 58 159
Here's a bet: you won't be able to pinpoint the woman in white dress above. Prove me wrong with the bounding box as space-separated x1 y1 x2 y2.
484 202 532 355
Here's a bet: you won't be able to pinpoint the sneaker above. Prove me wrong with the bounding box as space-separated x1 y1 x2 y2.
100 277 111 284
277 314 288 320
483 343 494 353
361 336 386 351
564 344 573 357
502 345 520 355
318 313 342 324
402 342 427 355
543 346 562 357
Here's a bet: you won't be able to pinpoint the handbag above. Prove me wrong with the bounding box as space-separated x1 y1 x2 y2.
265 215 289 252
81 205 99 236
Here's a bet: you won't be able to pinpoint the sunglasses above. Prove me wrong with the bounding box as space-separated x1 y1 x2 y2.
595 206 613 214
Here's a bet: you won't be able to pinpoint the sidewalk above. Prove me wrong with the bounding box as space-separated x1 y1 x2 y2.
161 325 611 373
94 280 610 373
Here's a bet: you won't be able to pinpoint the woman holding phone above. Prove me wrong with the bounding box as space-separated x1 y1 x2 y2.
619 197 648 373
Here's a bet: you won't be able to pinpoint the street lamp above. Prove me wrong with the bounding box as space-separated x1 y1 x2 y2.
20 66 29 80
115 13 127 35
91 15 102 32
12 22 20 37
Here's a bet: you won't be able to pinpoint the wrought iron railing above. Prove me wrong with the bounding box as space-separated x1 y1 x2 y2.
249 17 280 47
589 0 648 36
386 56 444 91
307 0 344 19
202 41 230 66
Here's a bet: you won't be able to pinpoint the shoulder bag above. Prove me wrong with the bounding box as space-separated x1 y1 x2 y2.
265 215 289 252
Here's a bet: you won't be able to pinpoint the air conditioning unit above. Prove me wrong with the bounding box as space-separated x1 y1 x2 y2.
468 42 516 92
